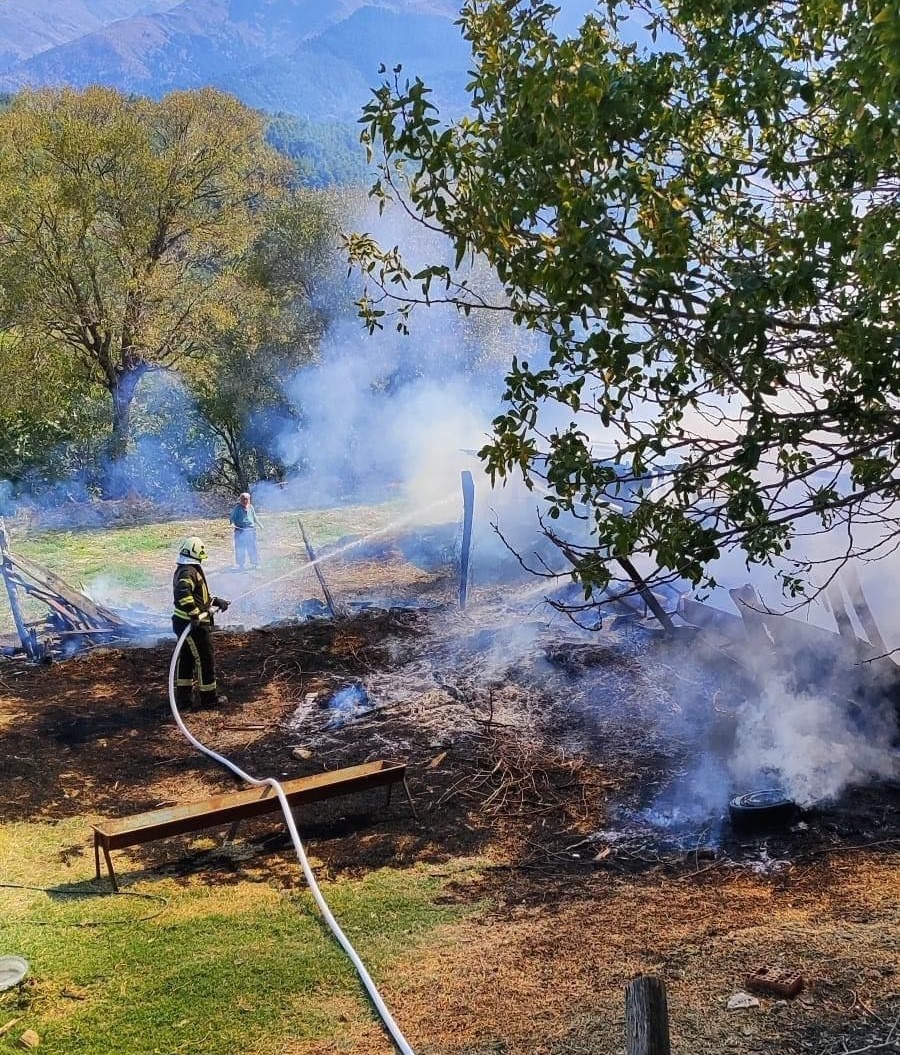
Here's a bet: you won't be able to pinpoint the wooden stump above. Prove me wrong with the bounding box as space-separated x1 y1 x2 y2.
625 975 671 1055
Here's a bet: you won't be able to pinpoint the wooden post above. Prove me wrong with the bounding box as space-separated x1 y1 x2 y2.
0 560 34 658
459 470 475 610
298 519 340 618
625 975 671 1055
0 517 36 659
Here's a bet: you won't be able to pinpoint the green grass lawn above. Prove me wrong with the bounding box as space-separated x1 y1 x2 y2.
14 502 405 584
0 820 467 1055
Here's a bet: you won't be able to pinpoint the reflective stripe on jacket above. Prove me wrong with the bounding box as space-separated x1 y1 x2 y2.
173 564 212 621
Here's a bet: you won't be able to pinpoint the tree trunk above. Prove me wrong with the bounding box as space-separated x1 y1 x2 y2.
253 448 267 485
223 425 249 493
103 367 144 497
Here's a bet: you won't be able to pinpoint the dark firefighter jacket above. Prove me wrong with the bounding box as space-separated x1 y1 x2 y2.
172 564 219 624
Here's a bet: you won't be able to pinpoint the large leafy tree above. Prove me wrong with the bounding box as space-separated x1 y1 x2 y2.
189 190 347 491
0 86 287 491
348 0 900 602
0 341 105 485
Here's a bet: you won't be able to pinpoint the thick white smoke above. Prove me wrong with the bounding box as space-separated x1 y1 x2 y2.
728 677 898 806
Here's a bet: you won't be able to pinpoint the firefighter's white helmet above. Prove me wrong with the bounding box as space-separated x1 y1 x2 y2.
178 536 207 562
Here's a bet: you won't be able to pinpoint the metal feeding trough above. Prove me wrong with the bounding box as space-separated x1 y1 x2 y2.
729 789 799 831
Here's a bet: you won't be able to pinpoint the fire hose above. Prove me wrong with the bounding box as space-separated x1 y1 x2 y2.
168 620 416 1055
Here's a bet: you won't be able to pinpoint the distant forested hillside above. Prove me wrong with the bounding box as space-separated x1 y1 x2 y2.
265 114 367 187
227 7 470 122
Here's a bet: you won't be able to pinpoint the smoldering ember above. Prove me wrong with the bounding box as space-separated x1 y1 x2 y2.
0 463 898 1055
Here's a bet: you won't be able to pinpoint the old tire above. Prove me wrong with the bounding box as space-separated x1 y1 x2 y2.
728 790 798 830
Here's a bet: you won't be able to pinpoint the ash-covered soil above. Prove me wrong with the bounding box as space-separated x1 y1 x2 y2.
1 601 898 1055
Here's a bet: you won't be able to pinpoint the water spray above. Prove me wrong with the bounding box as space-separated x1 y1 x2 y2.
229 495 457 604
167 624 416 1055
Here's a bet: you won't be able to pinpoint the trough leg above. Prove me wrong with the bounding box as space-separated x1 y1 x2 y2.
223 821 240 845
100 841 119 893
402 778 419 821
93 834 101 881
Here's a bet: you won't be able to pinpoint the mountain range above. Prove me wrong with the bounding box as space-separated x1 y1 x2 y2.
0 0 181 72
0 0 472 121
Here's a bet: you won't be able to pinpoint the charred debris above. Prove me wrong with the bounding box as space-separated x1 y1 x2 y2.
0 517 163 661
1 476 898 731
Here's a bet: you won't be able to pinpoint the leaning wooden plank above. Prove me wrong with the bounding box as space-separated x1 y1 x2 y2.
298 519 341 618
6 560 109 629
824 582 857 640
5 552 128 628
13 579 85 615
12 582 89 630
55 628 120 636
840 562 889 657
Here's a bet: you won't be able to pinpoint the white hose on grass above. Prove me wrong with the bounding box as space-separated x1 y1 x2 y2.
168 622 416 1055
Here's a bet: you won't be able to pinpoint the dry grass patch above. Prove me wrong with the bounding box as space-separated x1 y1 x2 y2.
284 853 900 1055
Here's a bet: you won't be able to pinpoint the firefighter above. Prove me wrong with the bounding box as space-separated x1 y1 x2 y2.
172 536 231 709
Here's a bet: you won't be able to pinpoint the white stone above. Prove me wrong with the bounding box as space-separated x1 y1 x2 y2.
726 992 761 1011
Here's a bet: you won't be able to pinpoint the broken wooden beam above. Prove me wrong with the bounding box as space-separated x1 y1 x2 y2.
616 557 675 631
5 552 128 629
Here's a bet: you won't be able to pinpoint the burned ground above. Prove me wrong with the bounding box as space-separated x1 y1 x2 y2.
1 599 898 1054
